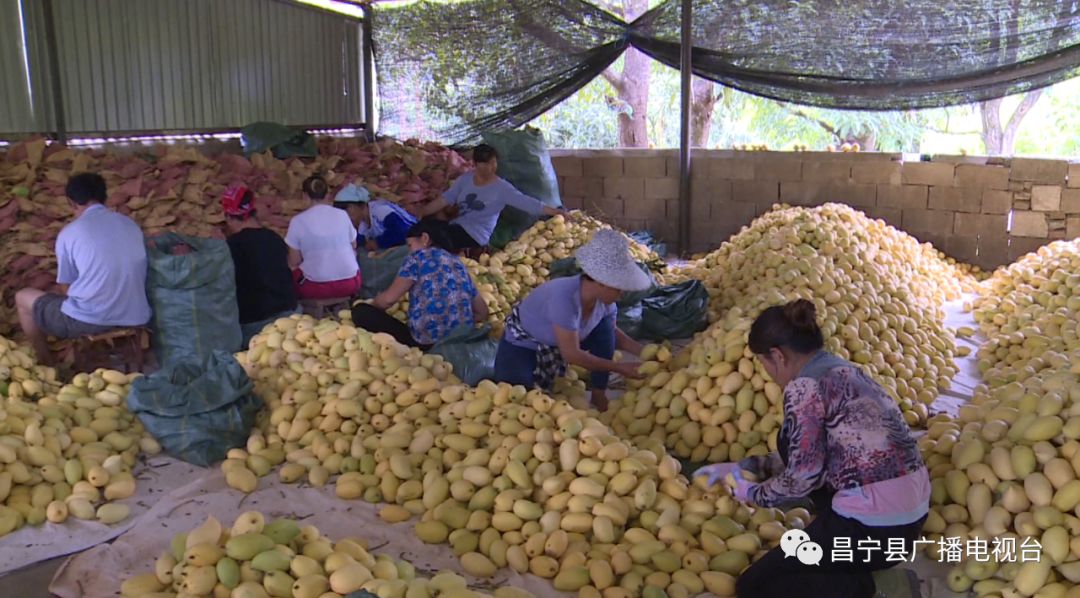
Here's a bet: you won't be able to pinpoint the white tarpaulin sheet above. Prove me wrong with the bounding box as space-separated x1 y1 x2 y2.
933 295 984 418
0 456 208 576
49 468 571 598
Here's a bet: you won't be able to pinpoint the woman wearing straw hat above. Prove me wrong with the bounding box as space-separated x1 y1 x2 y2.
493 229 650 411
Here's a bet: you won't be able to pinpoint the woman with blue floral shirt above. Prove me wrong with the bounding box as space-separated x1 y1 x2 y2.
351 220 488 348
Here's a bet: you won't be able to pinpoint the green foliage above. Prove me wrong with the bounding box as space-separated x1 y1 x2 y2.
1013 79 1080 156
532 77 620 149
532 67 1080 157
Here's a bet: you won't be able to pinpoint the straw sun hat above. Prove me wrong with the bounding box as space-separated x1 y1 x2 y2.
575 229 652 292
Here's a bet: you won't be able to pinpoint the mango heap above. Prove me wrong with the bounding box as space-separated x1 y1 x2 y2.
916 240 1080 596
670 203 979 323
0 363 158 537
971 240 1080 380
120 512 542 598
224 315 808 598
606 204 972 467
0 335 61 400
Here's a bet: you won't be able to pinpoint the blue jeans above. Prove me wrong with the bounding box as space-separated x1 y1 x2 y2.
493 317 615 390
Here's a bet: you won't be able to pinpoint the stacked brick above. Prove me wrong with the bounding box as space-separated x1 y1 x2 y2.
551 149 1080 270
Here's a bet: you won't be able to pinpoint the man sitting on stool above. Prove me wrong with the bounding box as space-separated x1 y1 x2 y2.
15 172 151 365
415 144 566 253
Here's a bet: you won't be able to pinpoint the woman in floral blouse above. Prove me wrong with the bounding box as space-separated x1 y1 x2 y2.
697 299 929 598
351 220 487 348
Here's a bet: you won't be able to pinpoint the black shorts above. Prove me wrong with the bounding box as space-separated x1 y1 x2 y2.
32 293 115 339
445 224 481 252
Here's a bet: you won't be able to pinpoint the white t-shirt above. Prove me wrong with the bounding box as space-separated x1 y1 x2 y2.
285 204 359 282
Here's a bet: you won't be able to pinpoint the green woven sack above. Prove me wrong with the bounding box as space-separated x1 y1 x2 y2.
146 233 242 368
126 352 261 467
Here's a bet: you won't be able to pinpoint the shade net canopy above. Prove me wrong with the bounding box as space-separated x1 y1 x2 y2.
372 0 1080 145
371 0 628 144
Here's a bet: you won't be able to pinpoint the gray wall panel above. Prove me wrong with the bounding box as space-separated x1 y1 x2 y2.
0 0 48 133
2 0 364 137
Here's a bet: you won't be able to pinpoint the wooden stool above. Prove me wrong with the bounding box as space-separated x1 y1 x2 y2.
299 297 353 319
72 328 150 374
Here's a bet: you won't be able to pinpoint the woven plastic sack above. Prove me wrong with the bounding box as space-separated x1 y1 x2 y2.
240 121 317 159
146 233 243 367
481 127 561 207
483 127 561 250
428 324 498 387
488 206 538 251
357 245 411 299
126 351 261 467
635 280 710 341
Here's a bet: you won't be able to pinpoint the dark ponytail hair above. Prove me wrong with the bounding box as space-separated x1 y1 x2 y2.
748 299 824 355
303 174 329 200
407 218 455 252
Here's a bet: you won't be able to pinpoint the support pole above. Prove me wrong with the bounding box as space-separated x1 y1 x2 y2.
677 0 692 255
41 0 66 144
362 7 375 141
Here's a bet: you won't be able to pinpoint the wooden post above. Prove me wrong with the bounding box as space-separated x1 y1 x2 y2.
362 6 375 141
41 0 66 143
677 0 692 254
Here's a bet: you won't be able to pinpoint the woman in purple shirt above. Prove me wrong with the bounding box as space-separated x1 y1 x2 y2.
492 229 650 411
697 299 929 598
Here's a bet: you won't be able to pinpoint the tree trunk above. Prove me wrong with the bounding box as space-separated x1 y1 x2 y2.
850 130 877 152
980 98 1005 155
690 78 718 148
978 0 1041 156
616 47 650 147
600 0 651 148
980 90 1042 155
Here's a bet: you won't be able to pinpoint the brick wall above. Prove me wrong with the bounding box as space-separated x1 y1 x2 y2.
551 149 1075 269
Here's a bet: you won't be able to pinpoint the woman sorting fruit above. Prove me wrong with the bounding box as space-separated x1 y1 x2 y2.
333 182 418 251
285 175 362 299
492 229 648 412
415 144 565 252
351 219 488 348
696 299 930 598
221 185 299 347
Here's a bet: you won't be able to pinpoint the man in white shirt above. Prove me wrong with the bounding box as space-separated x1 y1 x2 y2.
285 175 362 299
15 173 151 364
